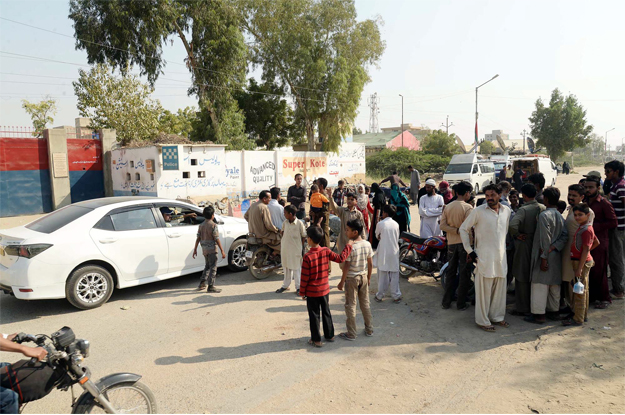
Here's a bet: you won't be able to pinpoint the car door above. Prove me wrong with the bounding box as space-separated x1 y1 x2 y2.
90 206 169 281
213 214 230 267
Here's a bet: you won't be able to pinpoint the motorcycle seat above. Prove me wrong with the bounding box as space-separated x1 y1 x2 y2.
400 232 427 245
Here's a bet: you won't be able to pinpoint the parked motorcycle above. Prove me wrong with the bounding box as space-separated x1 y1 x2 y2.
246 233 282 280
1 327 156 414
398 232 448 279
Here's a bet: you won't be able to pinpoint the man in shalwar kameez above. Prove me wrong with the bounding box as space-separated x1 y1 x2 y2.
525 187 568 324
419 179 444 238
460 184 512 332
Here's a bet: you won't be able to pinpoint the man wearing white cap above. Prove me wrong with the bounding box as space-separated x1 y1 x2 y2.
418 178 444 238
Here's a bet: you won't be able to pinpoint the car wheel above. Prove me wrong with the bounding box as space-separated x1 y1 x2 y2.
66 265 114 310
228 239 248 272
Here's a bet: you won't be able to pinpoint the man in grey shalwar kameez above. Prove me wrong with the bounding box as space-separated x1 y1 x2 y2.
526 187 568 324
508 184 545 316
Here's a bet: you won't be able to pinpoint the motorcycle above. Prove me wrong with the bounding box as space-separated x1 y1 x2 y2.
1 327 156 414
246 233 282 280
398 232 448 279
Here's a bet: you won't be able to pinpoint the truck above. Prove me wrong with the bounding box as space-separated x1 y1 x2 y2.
510 155 558 187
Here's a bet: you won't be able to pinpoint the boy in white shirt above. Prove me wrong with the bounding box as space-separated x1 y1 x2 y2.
375 204 402 303
276 205 307 294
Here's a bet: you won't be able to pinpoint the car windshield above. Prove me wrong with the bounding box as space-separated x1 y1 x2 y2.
26 205 93 234
494 163 506 170
445 163 473 174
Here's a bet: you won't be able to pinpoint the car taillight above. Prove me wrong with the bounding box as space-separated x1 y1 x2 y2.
6 244 53 258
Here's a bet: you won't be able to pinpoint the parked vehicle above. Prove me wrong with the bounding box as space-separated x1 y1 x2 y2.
1 326 156 413
489 154 510 179
0 197 249 309
511 155 558 187
246 236 282 280
443 154 497 194
398 232 448 279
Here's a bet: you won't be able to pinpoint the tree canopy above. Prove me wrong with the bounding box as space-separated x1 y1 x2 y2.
353 127 363 135
479 140 495 155
21 97 57 137
158 107 197 138
73 63 162 145
240 0 385 152
528 88 593 160
421 130 462 157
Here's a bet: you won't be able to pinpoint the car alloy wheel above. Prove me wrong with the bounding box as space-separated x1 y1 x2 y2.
232 243 247 269
76 272 108 304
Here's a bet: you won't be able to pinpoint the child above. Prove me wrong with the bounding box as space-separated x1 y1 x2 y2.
300 226 353 347
338 219 374 340
375 204 401 303
193 206 226 293
563 203 596 326
309 184 329 227
276 205 307 294
557 200 567 215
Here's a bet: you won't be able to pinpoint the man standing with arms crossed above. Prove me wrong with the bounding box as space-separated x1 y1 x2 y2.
460 184 512 332
287 173 307 220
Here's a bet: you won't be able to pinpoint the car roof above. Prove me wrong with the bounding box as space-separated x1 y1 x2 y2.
72 197 197 210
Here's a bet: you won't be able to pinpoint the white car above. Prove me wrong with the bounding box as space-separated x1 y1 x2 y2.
0 197 249 309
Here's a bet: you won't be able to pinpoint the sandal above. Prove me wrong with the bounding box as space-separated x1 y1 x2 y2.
374 296 383 303
339 332 356 341
393 298 403 304
308 339 323 348
276 287 289 293
325 337 335 342
494 321 510 328
594 301 610 309
562 319 583 327
477 324 496 333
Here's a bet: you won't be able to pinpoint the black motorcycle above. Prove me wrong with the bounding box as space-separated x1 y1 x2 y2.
1 327 156 414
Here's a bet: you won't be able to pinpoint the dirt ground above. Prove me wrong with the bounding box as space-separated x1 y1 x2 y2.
1 166 624 414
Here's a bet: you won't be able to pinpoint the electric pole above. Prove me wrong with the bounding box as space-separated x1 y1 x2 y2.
367 93 380 134
441 115 454 135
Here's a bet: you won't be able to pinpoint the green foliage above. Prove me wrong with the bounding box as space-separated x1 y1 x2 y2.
241 0 385 152
69 0 247 143
159 107 197 137
190 101 254 150
21 97 57 137
528 88 593 161
234 78 303 149
366 147 451 177
421 130 462 157
353 127 363 135
73 63 162 145
479 140 495 155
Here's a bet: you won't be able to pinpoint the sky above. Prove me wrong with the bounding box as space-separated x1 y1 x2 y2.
1 0 624 149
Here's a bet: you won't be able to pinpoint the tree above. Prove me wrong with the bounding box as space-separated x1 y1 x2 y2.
234 78 303 149
73 63 162 145
421 130 462 157
352 127 363 135
21 97 57 137
528 88 593 160
159 107 197 137
479 140 495 155
240 0 385 152
68 0 247 145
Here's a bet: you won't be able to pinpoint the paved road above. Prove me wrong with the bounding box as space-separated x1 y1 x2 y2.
1 165 623 413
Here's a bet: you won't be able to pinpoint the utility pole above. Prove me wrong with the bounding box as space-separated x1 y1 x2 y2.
521 129 527 154
399 94 404 147
367 93 380 134
606 128 615 161
441 115 454 135
475 74 499 153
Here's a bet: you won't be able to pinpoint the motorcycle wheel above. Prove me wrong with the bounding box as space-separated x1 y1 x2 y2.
249 246 274 280
73 381 157 414
399 247 418 279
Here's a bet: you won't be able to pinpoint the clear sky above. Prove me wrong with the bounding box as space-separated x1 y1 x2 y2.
1 0 624 149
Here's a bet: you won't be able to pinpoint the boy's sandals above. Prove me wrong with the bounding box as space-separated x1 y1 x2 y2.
562 319 583 327
308 339 323 348
196 284 207 291
365 331 373 337
325 337 335 342
339 332 356 341
374 296 383 303
393 297 403 304
477 324 496 333
276 287 289 293
494 321 510 328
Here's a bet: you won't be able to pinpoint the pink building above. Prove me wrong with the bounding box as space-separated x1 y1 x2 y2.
353 131 421 155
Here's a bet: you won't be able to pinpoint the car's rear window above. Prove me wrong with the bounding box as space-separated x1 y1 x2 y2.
26 206 93 234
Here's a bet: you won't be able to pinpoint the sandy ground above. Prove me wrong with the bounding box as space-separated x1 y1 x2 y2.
1 166 624 414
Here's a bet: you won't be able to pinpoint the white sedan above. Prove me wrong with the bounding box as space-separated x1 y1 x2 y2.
0 197 249 309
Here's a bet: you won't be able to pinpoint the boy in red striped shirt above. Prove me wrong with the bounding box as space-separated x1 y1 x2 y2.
300 226 353 347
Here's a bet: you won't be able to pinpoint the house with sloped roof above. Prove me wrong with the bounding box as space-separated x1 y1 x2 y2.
352 131 420 155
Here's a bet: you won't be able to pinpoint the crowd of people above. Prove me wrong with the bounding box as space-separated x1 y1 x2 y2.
191 160 623 343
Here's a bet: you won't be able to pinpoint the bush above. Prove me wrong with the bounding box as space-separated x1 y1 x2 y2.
366 148 451 177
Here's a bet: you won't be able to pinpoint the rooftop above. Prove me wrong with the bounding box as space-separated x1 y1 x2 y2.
352 131 400 146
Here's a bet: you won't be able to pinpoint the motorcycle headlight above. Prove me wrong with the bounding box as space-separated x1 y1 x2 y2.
76 339 90 358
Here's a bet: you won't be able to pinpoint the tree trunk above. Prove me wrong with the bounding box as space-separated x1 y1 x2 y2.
306 119 315 151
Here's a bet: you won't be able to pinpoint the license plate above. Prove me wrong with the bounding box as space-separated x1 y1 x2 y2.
245 250 254 259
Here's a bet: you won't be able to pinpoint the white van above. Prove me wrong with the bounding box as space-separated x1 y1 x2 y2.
443 154 497 194
511 155 558 187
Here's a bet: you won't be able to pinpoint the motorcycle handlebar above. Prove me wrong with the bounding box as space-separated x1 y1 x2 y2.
12 332 37 344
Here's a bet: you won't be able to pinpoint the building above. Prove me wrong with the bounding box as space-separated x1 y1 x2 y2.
352 131 421 155
380 123 430 138
484 129 509 142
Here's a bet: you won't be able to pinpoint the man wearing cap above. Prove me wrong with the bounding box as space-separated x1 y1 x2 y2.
160 207 197 227
439 181 453 205
419 179 444 238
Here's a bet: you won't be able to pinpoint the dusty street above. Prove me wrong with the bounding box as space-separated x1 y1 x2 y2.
1 166 624 414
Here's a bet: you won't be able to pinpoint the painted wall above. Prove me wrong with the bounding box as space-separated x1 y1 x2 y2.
111 147 159 197
386 131 420 151
68 138 104 203
224 151 243 200
243 151 276 198
0 137 52 216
